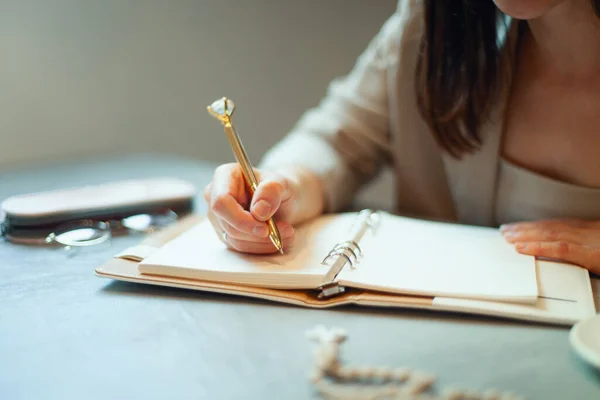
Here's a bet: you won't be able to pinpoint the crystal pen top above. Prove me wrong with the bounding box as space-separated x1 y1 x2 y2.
207 97 235 123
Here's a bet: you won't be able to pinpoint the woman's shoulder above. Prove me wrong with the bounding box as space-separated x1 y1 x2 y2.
384 0 424 38
363 0 425 67
395 0 424 16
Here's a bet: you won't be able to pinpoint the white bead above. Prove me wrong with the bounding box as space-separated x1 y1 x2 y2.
347 368 360 379
416 373 436 386
335 366 352 380
464 389 482 399
442 387 466 400
392 367 411 381
482 389 501 400
404 383 427 395
375 367 394 381
357 366 376 379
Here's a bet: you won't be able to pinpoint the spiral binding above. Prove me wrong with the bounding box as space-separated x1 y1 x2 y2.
318 210 380 298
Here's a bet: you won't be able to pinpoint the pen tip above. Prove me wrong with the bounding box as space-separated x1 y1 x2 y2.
279 248 284 255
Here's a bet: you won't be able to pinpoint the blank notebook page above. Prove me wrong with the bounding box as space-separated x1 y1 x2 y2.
138 213 358 289
337 214 539 303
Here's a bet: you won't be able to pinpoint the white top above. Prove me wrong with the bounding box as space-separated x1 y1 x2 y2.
259 1 590 227
495 158 600 225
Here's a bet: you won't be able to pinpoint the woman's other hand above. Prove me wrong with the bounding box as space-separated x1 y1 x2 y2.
203 163 324 254
501 219 600 275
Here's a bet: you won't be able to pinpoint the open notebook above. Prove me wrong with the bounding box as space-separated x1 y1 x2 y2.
96 211 598 326
137 210 538 303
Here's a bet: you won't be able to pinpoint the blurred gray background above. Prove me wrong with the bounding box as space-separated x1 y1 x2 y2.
0 0 397 172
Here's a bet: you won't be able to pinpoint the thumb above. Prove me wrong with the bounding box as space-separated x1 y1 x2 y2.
250 175 292 222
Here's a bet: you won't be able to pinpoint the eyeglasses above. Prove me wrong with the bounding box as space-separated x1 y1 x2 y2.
2 209 179 251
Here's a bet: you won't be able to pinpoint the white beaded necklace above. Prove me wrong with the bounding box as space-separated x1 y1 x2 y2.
306 325 525 400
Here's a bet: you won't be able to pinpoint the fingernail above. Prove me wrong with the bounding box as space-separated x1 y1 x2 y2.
253 225 269 237
252 200 272 220
500 224 515 232
516 243 527 250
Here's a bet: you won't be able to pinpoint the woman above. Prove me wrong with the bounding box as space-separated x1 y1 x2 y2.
203 0 600 275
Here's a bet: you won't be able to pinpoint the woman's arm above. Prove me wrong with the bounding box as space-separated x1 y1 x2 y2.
259 1 412 215
203 1 419 254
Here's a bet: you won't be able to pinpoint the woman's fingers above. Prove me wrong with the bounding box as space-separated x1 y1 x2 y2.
502 227 583 244
219 219 295 243
500 218 591 232
207 165 265 236
211 191 264 235
514 241 600 275
204 163 300 254
212 163 251 207
220 220 296 254
250 175 293 221
501 218 600 275
224 235 296 254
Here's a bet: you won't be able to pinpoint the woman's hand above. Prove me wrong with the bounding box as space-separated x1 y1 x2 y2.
500 219 600 275
203 163 324 254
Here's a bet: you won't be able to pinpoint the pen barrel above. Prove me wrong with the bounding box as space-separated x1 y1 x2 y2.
222 121 283 253
265 217 282 249
223 123 259 188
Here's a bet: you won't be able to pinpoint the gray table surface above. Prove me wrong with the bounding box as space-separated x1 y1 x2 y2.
1 154 599 400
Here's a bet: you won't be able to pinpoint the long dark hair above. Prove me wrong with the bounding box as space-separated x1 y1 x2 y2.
415 0 600 159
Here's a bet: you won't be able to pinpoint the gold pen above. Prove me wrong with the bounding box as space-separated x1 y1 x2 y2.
207 97 284 254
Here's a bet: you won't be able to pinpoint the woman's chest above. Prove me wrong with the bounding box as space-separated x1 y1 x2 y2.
501 78 600 188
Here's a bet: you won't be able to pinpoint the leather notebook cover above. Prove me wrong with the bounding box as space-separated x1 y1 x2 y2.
94 214 598 326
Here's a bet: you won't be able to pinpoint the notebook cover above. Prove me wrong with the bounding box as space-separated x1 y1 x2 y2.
94 214 598 326
95 254 596 326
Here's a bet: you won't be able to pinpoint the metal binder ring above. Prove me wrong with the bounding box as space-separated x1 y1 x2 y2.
332 240 361 258
333 244 358 261
322 249 354 269
329 245 357 263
